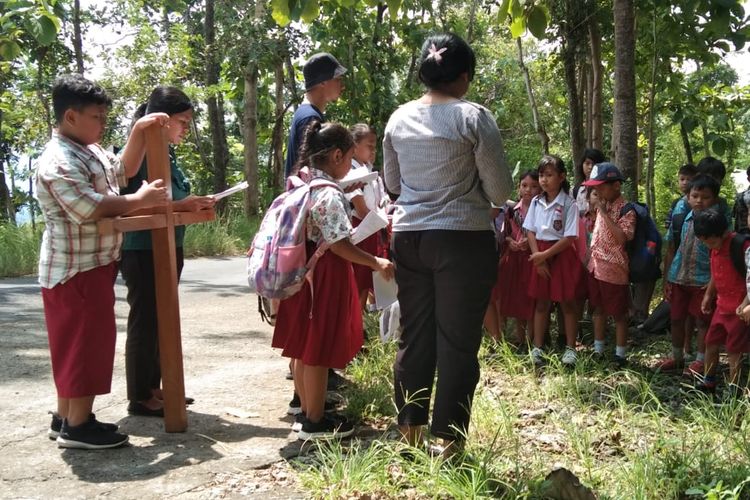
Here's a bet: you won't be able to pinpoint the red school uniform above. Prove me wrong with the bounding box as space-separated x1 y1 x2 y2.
495 201 535 320
272 169 363 368
705 233 750 354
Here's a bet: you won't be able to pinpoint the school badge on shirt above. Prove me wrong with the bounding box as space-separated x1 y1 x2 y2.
553 206 563 231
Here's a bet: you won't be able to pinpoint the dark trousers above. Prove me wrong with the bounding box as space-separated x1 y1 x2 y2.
121 248 184 402
391 230 497 441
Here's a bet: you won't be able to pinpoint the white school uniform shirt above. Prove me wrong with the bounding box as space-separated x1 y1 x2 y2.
522 191 579 241
345 159 387 212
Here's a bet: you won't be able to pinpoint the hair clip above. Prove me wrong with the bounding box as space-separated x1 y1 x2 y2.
427 43 447 63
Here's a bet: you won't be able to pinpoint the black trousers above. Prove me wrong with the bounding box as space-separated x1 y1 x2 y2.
120 248 184 402
391 230 498 441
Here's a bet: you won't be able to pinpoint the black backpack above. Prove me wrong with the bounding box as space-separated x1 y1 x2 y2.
729 233 750 277
621 202 662 283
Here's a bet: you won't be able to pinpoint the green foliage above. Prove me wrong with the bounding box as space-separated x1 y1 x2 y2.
0 222 41 277
182 212 259 258
0 0 62 62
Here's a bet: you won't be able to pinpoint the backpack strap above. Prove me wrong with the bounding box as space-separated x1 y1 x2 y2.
729 233 750 278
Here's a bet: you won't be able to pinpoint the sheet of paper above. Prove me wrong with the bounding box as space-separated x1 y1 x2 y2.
372 271 398 310
338 170 379 190
213 181 249 201
350 209 388 245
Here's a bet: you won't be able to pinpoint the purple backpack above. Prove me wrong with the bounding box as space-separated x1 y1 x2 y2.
247 172 340 300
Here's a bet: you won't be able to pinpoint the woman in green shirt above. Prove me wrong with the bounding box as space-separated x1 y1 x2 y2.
121 86 214 417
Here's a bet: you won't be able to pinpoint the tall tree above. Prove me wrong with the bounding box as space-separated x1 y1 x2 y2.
516 38 549 154
612 0 637 199
204 0 230 212
73 0 84 74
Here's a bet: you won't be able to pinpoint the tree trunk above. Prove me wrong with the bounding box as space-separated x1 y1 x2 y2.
645 6 658 214
36 47 52 138
0 109 11 223
613 0 638 200
516 38 549 154
205 0 230 213
285 54 300 109
242 1 265 216
679 121 694 165
467 0 479 43
73 0 84 74
585 61 593 148
271 60 285 192
588 15 604 151
562 39 585 182
367 3 387 127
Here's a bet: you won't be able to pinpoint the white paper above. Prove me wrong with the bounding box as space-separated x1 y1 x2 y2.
213 181 249 201
350 209 388 245
338 170 379 190
373 271 398 310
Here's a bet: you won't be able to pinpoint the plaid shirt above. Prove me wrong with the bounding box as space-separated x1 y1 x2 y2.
35 131 126 288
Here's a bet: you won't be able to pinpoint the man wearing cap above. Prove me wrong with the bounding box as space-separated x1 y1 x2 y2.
284 52 347 178
582 162 636 366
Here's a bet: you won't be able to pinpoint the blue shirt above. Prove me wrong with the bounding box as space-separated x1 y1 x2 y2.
284 103 324 178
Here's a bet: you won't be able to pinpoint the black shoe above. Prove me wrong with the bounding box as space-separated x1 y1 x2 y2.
185 397 195 405
48 412 118 440
297 414 354 440
285 369 294 381
56 416 129 450
292 410 348 432
288 393 338 416
613 355 628 369
327 369 347 391
127 401 164 417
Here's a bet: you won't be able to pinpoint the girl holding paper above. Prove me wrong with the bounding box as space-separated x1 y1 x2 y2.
120 86 215 417
347 124 389 309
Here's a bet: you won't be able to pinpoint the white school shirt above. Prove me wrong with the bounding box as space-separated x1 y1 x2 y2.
345 159 387 212
522 191 579 241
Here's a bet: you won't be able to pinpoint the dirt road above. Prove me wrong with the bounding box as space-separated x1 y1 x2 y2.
0 256 303 498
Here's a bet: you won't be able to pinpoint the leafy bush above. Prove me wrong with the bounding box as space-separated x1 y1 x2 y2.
0 223 42 277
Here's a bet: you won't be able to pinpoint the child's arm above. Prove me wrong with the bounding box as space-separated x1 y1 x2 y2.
597 201 633 244
330 239 394 280
701 277 716 315
351 194 370 220
90 179 168 220
119 113 170 178
529 236 574 265
736 295 750 317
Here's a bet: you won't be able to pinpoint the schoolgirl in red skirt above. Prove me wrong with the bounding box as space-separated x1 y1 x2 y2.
522 155 586 367
272 121 394 440
495 170 541 344
346 124 389 309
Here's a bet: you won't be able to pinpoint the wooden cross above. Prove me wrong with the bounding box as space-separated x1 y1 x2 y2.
98 123 216 432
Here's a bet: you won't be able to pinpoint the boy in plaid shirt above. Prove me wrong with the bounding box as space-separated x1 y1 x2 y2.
36 74 168 449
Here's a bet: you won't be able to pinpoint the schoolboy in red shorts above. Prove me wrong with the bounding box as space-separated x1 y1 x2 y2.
695 208 750 394
35 74 168 449
582 163 635 367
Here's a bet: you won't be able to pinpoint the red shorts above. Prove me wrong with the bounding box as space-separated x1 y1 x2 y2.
41 263 118 398
705 312 750 353
587 273 629 318
669 283 711 323
528 241 586 302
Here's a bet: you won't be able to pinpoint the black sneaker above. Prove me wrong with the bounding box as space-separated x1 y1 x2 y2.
613 355 628 369
292 411 349 432
48 412 118 440
297 414 354 440
56 416 129 450
327 369 347 391
287 393 338 415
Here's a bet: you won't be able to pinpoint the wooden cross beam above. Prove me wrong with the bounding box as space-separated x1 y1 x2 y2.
98 122 216 433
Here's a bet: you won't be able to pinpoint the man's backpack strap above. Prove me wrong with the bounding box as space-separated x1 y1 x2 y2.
671 211 687 251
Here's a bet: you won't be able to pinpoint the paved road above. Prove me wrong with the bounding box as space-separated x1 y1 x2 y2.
0 257 302 498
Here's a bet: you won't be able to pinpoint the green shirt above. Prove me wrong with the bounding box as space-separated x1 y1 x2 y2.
122 149 191 250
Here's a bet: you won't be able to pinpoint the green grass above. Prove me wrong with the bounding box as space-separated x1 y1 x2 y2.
0 222 42 277
183 211 260 258
294 316 750 499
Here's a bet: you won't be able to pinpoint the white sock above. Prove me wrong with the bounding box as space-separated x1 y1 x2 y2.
615 345 627 358
594 340 605 354
696 351 705 362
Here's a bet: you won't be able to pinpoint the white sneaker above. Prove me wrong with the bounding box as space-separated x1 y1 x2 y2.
562 348 577 366
531 347 545 366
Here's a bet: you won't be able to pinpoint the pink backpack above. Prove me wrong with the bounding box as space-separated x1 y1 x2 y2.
247 171 340 300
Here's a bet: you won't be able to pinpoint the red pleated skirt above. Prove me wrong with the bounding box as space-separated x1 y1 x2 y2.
496 249 535 320
272 245 363 369
528 240 586 302
351 216 379 293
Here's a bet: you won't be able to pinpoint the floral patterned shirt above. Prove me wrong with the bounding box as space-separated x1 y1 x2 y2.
307 168 353 245
587 196 636 285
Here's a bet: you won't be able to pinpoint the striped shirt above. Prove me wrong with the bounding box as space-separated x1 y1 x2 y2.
35 131 126 289
383 99 512 232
